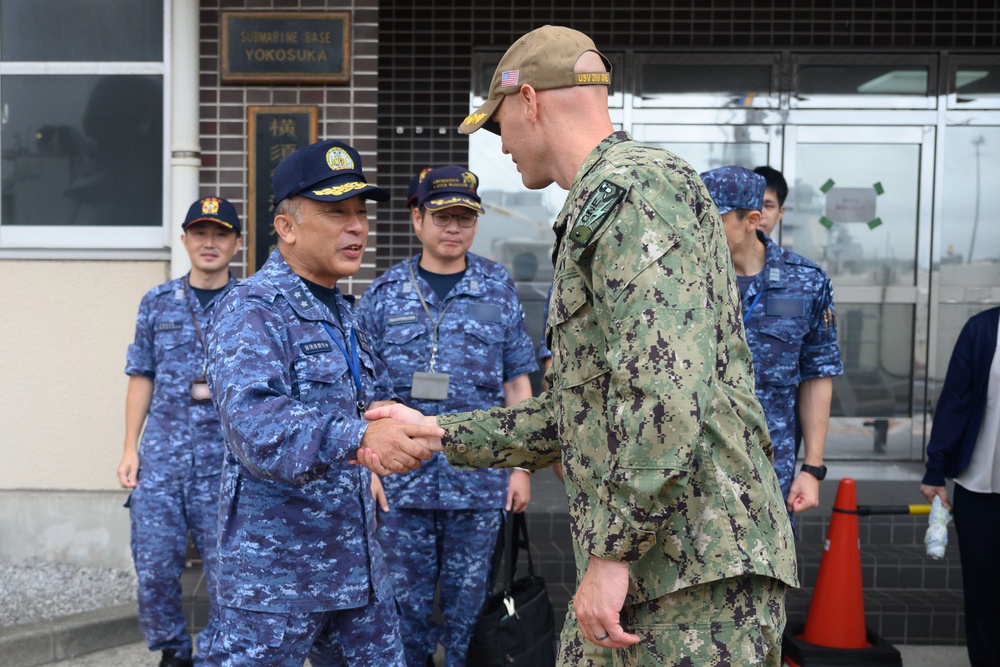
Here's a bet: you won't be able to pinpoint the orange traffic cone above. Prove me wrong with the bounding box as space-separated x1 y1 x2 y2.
800 477 868 648
782 478 901 666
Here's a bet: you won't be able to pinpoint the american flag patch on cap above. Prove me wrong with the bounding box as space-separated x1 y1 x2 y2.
501 70 519 87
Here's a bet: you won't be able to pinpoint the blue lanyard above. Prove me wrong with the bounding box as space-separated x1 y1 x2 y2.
743 290 764 323
321 321 365 414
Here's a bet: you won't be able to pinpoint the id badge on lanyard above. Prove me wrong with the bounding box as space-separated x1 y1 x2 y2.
407 261 453 400
411 371 450 400
184 278 212 402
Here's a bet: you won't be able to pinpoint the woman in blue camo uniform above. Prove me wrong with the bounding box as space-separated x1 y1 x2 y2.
118 197 242 667
358 166 537 667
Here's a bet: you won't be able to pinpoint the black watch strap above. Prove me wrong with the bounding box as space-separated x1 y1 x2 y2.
800 463 828 481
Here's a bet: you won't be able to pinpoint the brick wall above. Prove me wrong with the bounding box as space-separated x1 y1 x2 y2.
197 0 382 294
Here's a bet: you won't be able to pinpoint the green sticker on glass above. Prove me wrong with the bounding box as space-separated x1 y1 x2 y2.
819 216 834 229
867 217 883 229
820 179 836 194
873 182 884 195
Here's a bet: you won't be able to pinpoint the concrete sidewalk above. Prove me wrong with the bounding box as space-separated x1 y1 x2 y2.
2 605 971 667
0 604 141 667
41 638 972 667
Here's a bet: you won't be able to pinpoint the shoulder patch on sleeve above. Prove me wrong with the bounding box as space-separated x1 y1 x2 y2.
569 180 626 247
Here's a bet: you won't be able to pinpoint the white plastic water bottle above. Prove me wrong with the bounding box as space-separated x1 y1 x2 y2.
924 495 951 559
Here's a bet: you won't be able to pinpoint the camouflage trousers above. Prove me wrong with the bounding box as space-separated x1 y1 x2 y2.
126 470 222 664
377 507 503 667
558 575 787 667
201 597 405 667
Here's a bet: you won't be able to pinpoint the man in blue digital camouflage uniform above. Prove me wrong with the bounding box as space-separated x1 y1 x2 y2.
701 165 843 519
358 165 536 667
202 139 443 667
118 196 243 667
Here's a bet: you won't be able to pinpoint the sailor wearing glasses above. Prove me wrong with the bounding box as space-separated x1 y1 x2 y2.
358 165 537 667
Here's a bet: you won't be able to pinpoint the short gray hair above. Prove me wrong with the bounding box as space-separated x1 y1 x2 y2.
275 197 303 224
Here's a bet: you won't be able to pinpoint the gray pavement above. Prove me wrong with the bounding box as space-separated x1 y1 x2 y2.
43 639 447 666
4 463 973 667
42 639 970 666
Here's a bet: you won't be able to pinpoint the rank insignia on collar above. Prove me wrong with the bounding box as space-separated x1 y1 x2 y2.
569 180 625 247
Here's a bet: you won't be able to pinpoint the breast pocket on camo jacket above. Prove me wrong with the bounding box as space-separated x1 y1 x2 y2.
293 350 352 409
549 270 611 490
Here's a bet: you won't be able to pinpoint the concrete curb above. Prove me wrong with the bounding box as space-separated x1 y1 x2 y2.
0 604 142 667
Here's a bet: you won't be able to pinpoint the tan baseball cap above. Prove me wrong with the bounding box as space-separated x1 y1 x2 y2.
458 25 612 135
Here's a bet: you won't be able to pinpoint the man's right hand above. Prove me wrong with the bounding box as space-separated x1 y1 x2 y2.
365 402 438 428
355 417 442 475
117 449 139 489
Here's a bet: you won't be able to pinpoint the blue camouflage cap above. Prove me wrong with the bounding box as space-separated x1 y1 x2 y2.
417 165 485 214
272 139 390 205
700 165 766 215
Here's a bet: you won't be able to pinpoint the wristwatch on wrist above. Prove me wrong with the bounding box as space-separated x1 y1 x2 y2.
800 463 828 481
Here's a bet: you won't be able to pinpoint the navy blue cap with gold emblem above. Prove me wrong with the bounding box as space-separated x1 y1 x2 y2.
271 139 390 205
407 166 436 208
182 196 242 234
416 165 485 214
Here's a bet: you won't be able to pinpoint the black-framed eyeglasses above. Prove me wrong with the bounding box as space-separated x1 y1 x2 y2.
429 212 478 228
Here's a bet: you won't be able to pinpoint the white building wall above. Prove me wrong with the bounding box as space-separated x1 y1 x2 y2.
0 260 168 491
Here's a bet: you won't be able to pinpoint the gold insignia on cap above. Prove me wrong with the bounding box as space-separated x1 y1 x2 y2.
312 182 368 196
461 171 478 190
201 198 220 215
325 147 355 171
463 113 487 126
427 195 485 213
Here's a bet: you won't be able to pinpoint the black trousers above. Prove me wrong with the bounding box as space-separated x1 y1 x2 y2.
953 483 1000 667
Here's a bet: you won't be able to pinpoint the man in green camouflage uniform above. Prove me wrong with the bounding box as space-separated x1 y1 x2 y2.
363 25 798 667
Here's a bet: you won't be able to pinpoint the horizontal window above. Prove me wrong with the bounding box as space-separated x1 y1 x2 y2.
1 74 164 228
0 0 167 250
0 0 163 62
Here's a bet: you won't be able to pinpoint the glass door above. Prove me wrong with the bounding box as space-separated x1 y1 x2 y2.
782 125 936 460
633 122 935 461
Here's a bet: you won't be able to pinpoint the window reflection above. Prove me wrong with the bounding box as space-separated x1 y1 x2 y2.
649 142 768 175
1 75 163 227
786 143 919 286
641 63 772 97
0 0 162 62
953 65 1000 100
467 128 562 394
833 303 915 417
799 66 930 96
939 127 1000 284
826 303 918 459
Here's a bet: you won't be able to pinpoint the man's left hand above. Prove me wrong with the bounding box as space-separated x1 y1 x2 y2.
787 472 821 514
506 469 531 513
355 418 442 475
573 556 641 649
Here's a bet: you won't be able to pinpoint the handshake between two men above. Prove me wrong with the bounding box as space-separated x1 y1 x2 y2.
353 403 443 475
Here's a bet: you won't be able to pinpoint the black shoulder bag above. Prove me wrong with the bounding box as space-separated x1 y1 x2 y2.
466 511 557 666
